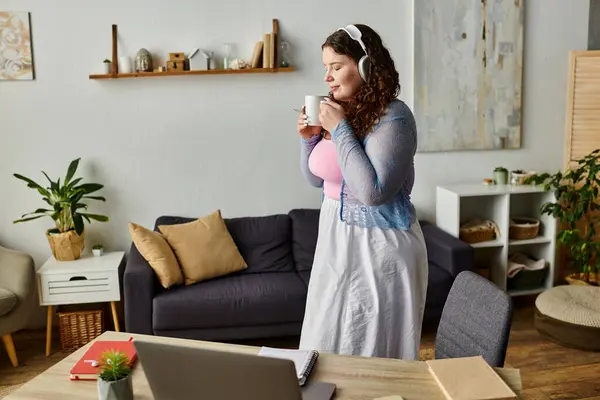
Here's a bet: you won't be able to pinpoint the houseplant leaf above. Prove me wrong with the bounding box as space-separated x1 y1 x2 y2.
73 183 104 194
528 148 600 285
79 213 109 222
13 173 50 198
64 158 80 186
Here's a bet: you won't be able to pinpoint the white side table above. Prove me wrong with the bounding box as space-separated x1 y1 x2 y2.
37 251 124 356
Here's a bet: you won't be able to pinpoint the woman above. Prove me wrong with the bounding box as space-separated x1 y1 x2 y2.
297 24 428 360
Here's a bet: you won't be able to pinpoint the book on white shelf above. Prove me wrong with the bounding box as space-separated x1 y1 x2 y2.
258 347 319 386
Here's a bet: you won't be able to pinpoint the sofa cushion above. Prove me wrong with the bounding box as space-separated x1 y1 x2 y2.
128 222 183 289
156 214 295 274
225 214 295 273
158 210 247 285
152 272 307 331
288 209 320 272
0 288 17 317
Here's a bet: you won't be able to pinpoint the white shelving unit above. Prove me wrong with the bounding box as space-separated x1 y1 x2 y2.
436 183 557 296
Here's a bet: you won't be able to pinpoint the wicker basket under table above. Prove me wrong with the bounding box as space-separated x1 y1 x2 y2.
57 308 104 352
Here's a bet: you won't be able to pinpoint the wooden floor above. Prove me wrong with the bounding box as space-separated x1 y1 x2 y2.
1 299 600 399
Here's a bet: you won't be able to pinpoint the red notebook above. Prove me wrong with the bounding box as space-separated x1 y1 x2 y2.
69 338 138 380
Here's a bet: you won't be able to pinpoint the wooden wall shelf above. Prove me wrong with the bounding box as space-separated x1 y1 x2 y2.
89 67 295 80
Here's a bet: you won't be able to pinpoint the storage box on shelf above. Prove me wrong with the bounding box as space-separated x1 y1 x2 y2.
436 184 557 296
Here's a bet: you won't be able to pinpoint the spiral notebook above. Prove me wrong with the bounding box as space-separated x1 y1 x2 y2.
258 347 319 386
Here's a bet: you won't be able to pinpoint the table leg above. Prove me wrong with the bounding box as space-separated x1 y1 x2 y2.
110 301 120 332
45 306 52 357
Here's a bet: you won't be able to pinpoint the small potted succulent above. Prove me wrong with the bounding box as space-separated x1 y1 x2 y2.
103 59 111 74
97 350 133 400
493 167 508 185
92 244 104 257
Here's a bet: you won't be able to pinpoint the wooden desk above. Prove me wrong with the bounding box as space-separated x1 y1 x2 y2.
4 331 522 399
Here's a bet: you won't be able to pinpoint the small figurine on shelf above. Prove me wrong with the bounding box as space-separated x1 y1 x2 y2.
135 48 153 72
188 48 211 71
102 59 111 74
279 41 292 68
230 59 249 70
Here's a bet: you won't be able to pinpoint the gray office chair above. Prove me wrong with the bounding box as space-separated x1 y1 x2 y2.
434 270 513 367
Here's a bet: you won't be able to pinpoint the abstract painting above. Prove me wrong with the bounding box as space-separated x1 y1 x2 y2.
0 11 34 80
414 0 524 152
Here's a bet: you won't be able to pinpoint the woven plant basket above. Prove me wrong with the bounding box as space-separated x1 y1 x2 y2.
509 217 540 240
58 308 104 352
46 229 85 261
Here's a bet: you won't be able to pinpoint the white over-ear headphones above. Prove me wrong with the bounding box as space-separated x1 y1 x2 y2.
337 24 370 82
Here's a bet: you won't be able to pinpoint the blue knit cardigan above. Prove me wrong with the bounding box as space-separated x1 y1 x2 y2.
300 99 417 230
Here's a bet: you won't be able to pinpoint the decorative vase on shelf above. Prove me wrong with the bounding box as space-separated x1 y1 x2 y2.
119 56 132 74
279 41 292 68
222 43 234 69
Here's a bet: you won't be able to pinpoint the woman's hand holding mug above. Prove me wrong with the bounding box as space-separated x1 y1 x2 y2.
297 105 322 140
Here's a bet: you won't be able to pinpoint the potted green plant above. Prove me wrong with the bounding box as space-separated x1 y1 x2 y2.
526 149 600 286
103 59 111 74
13 158 109 261
493 167 508 185
511 169 535 185
97 350 133 400
92 244 105 257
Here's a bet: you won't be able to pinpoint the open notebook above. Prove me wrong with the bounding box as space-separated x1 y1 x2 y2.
258 347 319 386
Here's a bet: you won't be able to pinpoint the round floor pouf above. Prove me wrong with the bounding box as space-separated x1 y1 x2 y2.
534 285 600 351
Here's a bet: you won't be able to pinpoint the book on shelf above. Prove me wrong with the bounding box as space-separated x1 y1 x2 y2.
69 338 138 380
251 40 264 68
257 346 319 386
263 33 272 68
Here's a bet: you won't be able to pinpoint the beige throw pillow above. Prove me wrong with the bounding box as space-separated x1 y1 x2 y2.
158 210 247 285
128 222 184 289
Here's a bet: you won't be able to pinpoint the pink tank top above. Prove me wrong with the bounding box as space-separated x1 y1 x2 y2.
308 139 342 200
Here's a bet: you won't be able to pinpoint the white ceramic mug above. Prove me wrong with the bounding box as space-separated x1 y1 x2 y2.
305 95 328 126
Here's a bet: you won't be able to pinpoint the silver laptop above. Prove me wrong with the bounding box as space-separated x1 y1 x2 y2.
133 338 336 400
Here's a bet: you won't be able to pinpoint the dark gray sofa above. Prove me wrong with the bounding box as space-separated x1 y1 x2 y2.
123 209 474 341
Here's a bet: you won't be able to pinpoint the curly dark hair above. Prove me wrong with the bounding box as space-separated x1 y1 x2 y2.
322 24 400 139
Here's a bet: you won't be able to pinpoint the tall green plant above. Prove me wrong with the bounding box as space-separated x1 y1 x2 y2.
526 149 600 285
13 158 108 235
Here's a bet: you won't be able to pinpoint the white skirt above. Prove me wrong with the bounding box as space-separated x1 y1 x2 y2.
299 196 429 360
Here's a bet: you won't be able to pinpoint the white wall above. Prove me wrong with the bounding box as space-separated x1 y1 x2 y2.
0 1 590 325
